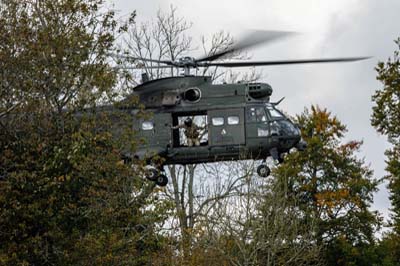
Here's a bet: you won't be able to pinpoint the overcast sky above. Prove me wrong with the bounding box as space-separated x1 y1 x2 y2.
112 0 400 224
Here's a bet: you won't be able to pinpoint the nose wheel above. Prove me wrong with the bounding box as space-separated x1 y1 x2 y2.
257 164 271 177
145 166 169 187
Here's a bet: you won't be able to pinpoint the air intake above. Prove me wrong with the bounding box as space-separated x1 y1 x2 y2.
247 83 272 99
183 88 201 102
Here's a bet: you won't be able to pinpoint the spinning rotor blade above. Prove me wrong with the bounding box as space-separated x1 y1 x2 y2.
196 30 296 63
200 56 371 67
114 65 174 70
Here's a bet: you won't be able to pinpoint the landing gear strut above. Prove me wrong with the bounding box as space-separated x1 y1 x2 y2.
145 166 168 187
270 147 284 164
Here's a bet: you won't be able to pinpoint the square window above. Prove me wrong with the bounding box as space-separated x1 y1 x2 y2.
227 116 239 125
212 117 224 126
258 128 269 137
142 121 154 130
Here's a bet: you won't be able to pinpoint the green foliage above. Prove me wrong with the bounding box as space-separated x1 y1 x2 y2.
372 37 400 265
372 38 400 146
324 236 384 266
385 146 400 234
0 0 118 115
373 233 400 266
1 125 167 265
0 1 170 265
274 105 381 265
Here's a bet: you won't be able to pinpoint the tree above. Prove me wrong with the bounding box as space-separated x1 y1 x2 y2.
199 161 323 266
371 37 400 265
120 5 192 81
0 1 169 265
273 105 381 266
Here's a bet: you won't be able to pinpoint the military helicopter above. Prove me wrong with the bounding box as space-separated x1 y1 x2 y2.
116 31 369 186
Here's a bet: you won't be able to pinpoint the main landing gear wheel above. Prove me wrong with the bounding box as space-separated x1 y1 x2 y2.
155 174 168 187
145 166 169 186
145 168 159 181
257 164 271 177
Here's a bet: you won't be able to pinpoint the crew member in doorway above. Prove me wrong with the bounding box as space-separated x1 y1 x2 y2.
172 117 204 147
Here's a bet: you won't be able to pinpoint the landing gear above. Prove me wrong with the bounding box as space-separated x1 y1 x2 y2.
155 174 168 187
257 164 271 177
145 166 169 186
145 168 159 181
270 147 284 164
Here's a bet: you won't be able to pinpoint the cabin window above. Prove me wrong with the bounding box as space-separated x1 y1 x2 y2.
227 116 239 125
212 117 224 126
142 121 154 130
258 128 269 137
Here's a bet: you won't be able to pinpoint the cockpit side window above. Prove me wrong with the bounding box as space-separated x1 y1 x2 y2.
266 105 284 119
247 106 267 122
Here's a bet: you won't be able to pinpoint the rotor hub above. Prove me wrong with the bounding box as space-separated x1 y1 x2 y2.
175 56 197 68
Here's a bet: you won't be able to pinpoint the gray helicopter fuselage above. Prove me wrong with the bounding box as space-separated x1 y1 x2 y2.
126 76 304 165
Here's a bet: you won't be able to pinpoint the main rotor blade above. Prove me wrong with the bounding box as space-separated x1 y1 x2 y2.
196 30 296 63
108 53 174 65
113 65 173 70
199 56 371 67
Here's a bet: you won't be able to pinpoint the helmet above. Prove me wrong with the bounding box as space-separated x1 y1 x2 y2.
184 117 193 127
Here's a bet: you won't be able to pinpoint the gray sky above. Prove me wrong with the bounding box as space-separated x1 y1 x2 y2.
112 0 400 224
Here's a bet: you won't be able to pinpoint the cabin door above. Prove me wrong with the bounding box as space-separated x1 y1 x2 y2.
136 113 171 146
208 108 245 146
153 113 172 146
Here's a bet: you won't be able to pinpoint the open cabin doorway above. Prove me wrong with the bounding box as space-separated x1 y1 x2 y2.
171 111 208 148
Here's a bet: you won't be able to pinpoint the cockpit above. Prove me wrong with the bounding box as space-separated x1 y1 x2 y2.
247 104 300 138
265 104 300 137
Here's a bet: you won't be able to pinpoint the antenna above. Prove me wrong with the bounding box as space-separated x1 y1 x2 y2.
141 72 149 83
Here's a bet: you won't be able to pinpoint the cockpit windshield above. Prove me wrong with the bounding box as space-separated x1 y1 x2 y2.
265 104 284 119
